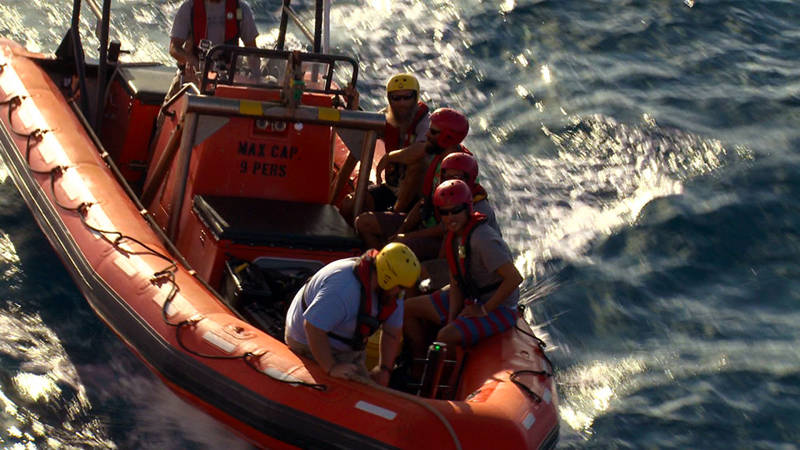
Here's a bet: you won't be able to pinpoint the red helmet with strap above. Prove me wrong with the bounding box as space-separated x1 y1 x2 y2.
430 108 469 148
433 179 473 211
441 152 479 187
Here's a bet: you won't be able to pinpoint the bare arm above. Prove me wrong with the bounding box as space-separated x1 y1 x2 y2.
169 37 196 68
461 262 522 318
483 262 523 312
304 319 358 379
376 142 427 182
372 325 402 386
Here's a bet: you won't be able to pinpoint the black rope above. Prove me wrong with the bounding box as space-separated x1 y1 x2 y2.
244 352 328 391
515 305 555 377
509 370 551 403
0 90 330 392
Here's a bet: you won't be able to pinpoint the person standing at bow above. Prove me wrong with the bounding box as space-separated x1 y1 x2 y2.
403 180 522 360
284 243 421 386
168 0 259 89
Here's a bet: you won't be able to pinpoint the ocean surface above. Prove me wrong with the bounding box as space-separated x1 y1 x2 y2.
1 0 799 448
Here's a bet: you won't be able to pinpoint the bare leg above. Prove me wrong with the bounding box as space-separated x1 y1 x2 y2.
355 212 385 249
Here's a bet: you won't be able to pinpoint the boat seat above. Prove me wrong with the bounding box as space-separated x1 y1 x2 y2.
193 195 361 251
115 64 176 105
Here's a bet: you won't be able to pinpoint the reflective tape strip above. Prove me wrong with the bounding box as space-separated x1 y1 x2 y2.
239 100 263 116
202 331 237 353
261 367 303 384
355 401 396 421
318 107 340 122
542 388 552 404
523 412 536 430
61 169 95 202
113 256 137 278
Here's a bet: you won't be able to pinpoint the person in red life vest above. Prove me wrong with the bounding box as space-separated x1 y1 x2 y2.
168 0 259 88
354 108 470 262
403 179 522 361
339 73 431 222
285 243 421 386
439 152 502 236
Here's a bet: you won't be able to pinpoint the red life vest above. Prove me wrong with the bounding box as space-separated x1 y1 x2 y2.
333 250 399 350
192 0 241 46
418 145 473 227
421 145 472 200
383 102 430 151
444 212 499 301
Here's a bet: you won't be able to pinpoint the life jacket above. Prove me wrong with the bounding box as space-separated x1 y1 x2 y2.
444 212 501 301
421 145 472 200
383 102 430 151
327 250 399 350
191 0 241 48
382 102 429 188
419 145 472 227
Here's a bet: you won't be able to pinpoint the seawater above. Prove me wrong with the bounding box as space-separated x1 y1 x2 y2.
0 0 799 447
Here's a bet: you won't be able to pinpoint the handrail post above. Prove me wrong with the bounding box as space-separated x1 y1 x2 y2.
276 0 291 50
352 130 376 218
94 0 112 131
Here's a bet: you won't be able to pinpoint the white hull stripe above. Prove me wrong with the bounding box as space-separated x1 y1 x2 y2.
523 412 536 430
202 331 237 353
355 400 397 421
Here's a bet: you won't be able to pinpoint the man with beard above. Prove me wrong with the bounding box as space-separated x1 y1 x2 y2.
354 108 470 262
284 243 421 386
339 73 431 222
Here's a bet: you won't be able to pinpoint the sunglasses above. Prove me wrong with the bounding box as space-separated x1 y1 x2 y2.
438 204 467 216
389 93 415 102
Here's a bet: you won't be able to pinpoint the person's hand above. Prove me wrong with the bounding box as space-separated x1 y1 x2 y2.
370 365 391 386
328 362 359 380
344 83 360 110
376 154 388 184
459 303 487 318
184 56 201 86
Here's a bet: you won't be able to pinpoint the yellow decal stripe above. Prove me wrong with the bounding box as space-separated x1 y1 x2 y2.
240 100 263 116
318 107 341 122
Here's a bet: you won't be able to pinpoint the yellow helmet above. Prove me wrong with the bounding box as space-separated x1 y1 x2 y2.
375 242 421 290
386 73 420 94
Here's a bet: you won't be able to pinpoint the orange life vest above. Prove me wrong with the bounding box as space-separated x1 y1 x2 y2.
383 102 430 151
421 145 472 200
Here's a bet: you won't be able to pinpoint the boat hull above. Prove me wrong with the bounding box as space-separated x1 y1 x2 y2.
0 39 559 449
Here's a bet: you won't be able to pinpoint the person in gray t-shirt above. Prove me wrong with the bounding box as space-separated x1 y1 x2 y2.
168 0 258 87
404 179 522 361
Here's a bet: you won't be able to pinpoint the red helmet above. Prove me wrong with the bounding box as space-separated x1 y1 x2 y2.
441 152 479 187
430 108 469 148
433 179 473 211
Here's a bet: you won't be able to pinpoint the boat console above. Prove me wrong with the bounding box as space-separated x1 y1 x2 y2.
100 45 384 333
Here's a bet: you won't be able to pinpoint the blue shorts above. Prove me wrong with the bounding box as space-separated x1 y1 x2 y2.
428 289 518 346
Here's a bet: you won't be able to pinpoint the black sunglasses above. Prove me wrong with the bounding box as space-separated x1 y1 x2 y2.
389 93 415 102
438 204 467 216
